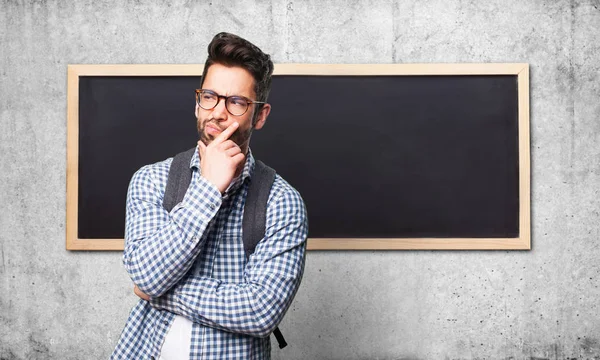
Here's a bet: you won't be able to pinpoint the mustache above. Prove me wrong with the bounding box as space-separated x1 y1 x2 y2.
204 120 225 131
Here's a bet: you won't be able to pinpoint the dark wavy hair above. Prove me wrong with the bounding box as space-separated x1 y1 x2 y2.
200 32 274 123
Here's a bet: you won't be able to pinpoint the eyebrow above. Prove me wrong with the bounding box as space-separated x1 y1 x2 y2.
202 88 255 101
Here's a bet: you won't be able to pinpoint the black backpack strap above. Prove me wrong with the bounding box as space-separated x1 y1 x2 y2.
242 160 276 258
162 147 196 212
273 328 288 349
242 160 287 349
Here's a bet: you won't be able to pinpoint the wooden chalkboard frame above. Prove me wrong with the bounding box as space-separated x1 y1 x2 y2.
66 63 530 251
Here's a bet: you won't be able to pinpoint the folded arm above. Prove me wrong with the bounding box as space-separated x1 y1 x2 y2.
123 164 223 298
150 187 308 337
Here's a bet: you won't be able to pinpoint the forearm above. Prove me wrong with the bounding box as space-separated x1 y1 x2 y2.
153 276 299 337
123 167 223 297
151 214 308 337
123 216 210 298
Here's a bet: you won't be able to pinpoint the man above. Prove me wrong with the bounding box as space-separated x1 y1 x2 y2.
111 32 308 360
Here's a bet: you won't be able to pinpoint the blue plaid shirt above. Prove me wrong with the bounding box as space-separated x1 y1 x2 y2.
111 147 308 360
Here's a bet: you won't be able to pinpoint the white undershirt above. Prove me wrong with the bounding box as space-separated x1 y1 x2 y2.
159 176 242 359
159 315 193 360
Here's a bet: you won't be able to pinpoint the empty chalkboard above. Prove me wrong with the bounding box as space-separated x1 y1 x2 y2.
66 64 530 250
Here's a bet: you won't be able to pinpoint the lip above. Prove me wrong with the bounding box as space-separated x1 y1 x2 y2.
206 123 222 135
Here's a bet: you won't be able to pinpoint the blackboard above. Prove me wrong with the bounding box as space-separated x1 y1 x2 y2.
66 64 530 250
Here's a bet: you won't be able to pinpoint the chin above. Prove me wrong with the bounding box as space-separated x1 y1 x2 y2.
200 131 214 143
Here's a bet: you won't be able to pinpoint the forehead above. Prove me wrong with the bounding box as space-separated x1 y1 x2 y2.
203 63 256 97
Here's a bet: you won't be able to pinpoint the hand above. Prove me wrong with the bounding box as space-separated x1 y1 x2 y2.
134 285 150 301
198 122 245 194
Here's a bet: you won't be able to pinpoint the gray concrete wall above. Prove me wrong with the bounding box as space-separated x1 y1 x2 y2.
1 0 599 359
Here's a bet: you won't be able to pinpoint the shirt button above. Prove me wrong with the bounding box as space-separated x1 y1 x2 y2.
163 320 169 325
150 357 155 360
210 203 216 210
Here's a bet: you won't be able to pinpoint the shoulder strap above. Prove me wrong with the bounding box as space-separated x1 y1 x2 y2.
163 147 196 212
242 159 276 258
241 160 287 349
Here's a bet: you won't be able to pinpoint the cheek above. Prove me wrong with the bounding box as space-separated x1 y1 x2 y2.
232 123 252 142
237 120 253 134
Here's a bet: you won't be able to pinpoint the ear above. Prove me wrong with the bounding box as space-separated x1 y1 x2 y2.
195 103 200 118
253 103 271 130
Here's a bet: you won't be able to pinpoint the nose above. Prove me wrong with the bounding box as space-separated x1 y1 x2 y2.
211 97 228 121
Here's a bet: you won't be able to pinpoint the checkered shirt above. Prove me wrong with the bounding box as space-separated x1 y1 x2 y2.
111 147 308 360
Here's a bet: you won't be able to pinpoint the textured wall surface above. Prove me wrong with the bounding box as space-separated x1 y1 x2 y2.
1 1 600 359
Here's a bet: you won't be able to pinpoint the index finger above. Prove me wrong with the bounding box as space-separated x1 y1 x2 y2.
213 122 239 144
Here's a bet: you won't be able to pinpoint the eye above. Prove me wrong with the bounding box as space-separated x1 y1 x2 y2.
229 97 247 107
202 92 216 101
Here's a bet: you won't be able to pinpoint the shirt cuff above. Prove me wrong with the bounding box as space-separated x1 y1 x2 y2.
168 175 222 241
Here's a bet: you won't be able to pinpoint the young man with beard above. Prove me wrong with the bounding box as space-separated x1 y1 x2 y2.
111 32 308 360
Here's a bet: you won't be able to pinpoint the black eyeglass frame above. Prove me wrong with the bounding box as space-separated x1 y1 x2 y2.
195 89 267 116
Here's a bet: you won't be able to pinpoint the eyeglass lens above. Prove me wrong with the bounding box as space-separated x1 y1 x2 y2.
198 91 248 116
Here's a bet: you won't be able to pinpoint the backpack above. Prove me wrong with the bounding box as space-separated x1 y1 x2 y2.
162 147 287 349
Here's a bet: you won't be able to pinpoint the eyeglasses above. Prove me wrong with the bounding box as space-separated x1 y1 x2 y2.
195 89 266 116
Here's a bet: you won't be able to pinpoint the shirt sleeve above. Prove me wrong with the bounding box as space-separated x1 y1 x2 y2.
150 187 309 337
123 163 223 298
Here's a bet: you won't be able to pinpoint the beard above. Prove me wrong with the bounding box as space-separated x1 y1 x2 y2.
197 117 253 150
